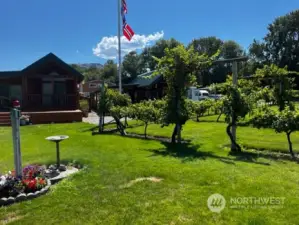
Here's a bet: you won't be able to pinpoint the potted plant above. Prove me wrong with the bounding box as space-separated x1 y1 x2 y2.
20 115 30 126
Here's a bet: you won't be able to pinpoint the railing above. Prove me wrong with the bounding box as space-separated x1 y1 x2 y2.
27 94 78 110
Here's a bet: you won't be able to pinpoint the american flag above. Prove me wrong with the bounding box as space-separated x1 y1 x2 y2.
121 0 134 41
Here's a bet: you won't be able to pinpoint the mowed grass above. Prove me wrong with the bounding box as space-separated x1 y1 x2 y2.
0 122 299 224
127 120 299 154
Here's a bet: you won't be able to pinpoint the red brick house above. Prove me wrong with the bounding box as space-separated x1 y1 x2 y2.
79 80 103 97
0 53 84 125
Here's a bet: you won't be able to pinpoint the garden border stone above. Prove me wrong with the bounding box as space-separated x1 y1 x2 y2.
0 179 51 207
0 166 80 207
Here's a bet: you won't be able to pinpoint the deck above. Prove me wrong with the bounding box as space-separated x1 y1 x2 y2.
0 110 83 125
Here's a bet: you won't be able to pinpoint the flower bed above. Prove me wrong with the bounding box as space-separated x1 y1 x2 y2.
0 165 50 206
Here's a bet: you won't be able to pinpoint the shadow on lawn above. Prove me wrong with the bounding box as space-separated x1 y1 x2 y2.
148 142 271 166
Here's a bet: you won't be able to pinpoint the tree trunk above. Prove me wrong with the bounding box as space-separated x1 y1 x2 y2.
99 113 104 133
177 124 182 144
144 123 148 138
102 112 105 131
171 124 178 143
226 123 241 152
114 116 126 136
125 117 128 127
287 132 295 158
217 110 223 122
196 115 199 122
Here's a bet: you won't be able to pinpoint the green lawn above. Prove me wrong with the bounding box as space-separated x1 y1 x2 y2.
0 122 299 224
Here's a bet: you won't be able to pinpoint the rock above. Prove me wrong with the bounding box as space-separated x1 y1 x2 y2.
34 191 41 197
0 197 7 206
49 165 57 170
6 197 15 205
44 169 60 179
59 165 67 172
50 167 79 184
40 188 46 194
15 193 26 202
26 193 35 200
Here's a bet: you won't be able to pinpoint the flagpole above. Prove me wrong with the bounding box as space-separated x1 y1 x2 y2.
117 0 122 93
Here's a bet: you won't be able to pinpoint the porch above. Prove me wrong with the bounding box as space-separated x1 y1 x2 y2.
0 110 83 125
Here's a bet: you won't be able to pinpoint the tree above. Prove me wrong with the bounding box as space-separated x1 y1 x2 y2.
221 41 244 59
128 101 161 138
71 64 104 82
140 38 181 71
189 38 245 86
155 45 214 143
122 51 145 80
254 64 295 111
264 10 299 72
188 37 223 57
97 88 131 135
251 106 299 158
102 60 117 83
223 87 251 152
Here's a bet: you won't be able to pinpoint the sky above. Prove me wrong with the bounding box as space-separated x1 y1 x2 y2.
0 0 298 70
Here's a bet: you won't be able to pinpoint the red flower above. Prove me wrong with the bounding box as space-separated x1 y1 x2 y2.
38 178 46 185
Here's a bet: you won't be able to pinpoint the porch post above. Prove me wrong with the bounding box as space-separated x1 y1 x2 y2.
75 78 80 109
22 75 28 110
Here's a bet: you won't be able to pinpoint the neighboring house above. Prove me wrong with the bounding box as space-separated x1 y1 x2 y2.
79 80 103 98
0 53 84 125
111 71 167 103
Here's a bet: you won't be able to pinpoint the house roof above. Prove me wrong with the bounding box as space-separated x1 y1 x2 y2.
0 71 22 79
22 53 84 82
0 53 84 82
125 71 163 87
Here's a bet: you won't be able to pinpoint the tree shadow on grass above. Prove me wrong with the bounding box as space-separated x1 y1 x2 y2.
148 142 271 166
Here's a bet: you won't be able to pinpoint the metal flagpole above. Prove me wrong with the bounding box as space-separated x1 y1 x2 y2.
117 0 122 93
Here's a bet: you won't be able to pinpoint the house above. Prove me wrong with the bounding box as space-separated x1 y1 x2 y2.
79 80 103 98
111 71 167 103
0 53 84 125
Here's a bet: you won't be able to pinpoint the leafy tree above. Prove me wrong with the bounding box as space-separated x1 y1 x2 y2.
122 51 146 80
97 88 131 135
221 40 244 59
223 87 251 152
102 60 117 83
254 64 295 111
189 99 214 122
140 38 181 71
264 10 299 72
128 101 161 138
188 36 223 57
155 45 214 143
251 106 299 158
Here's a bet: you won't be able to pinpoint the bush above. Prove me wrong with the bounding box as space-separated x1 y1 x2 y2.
127 100 161 138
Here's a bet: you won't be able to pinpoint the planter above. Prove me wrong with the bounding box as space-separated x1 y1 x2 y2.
0 179 51 207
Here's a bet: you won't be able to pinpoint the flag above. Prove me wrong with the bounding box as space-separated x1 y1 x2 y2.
122 0 128 14
121 0 134 41
123 23 135 41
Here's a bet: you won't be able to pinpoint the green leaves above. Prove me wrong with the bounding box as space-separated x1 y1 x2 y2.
223 87 251 123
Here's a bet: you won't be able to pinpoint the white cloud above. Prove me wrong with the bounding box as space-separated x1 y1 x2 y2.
92 31 164 59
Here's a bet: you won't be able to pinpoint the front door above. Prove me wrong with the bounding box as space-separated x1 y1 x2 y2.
42 82 53 107
54 82 66 107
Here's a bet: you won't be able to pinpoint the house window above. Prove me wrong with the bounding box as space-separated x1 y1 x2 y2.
89 83 99 88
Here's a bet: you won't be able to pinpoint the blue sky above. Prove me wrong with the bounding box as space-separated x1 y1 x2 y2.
0 0 298 70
